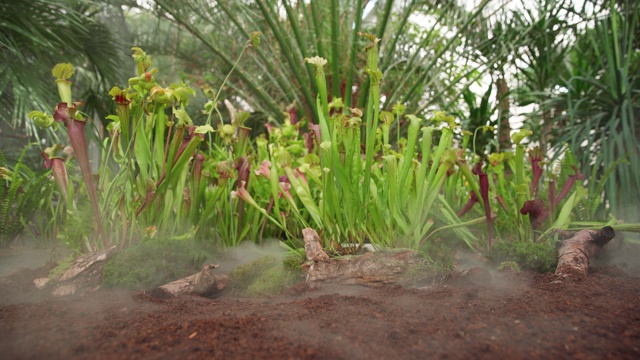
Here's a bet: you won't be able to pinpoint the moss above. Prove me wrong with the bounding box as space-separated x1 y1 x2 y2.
498 261 521 272
102 241 211 290
282 253 305 271
48 253 76 280
419 240 455 273
245 265 299 297
491 241 557 273
229 255 301 297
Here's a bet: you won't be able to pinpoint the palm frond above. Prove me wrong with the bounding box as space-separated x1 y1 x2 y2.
0 0 129 139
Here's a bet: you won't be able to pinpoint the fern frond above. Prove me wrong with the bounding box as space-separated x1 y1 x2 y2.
0 145 52 246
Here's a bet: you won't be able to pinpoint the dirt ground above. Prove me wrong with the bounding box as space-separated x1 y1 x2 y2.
1 259 639 360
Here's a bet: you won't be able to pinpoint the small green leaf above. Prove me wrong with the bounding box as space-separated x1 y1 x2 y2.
131 47 153 74
173 108 193 126
194 125 214 134
234 111 250 127
328 97 344 110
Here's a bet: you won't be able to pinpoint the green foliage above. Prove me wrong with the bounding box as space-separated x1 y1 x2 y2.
0 147 52 247
509 0 640 220
228 255 301 297
557 1 640 218
102 241 208 290
491 241 557 273
19 0 638 269
246 41 480 252
27 41 479 254
56 202 95 253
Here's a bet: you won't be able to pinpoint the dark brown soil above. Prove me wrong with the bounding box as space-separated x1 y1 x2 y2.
1 264 639 359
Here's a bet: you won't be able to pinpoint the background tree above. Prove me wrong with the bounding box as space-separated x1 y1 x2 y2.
137 0 497 128
543 0 640 218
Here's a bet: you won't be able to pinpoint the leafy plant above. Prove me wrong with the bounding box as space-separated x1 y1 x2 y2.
505 0 639 220
30 64 106 251
550 0 640 218
0 147 52 247
241 34 482 252
26 37 294 252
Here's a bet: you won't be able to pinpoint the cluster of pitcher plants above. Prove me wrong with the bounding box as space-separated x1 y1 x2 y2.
23 32 627 256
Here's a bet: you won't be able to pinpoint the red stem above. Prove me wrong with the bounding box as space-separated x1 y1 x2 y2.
530 158 543 198
479 171 493 249
457 191 479 218
548 180 556 220
553 167 583 208
66 118 106 249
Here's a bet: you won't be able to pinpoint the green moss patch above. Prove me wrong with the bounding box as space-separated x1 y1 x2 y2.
491 241 557 273
48 253 76 280
228 255 302 297
102 241 211 290
497 260 521 272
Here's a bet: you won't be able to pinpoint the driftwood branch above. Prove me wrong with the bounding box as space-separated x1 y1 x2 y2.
555 226 615 280
301 228 449 287
34 246 116 297
302 228 329 261
151 264 229 298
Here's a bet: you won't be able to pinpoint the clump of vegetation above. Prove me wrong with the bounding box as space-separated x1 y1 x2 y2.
497 261 521 272
491 242 557 273
102 241 210 289
418 240 455 274
56 202 95 253
402 256 451 287
0 148 52 247
228 255 301 297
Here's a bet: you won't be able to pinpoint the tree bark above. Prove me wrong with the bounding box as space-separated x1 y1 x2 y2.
555 226 615 280
496 76 511 152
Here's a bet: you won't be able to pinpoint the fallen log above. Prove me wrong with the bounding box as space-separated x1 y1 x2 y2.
150 264 229 298
301 228 446 287
34 246 116 297
555 226 615 280
151 228 487 296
